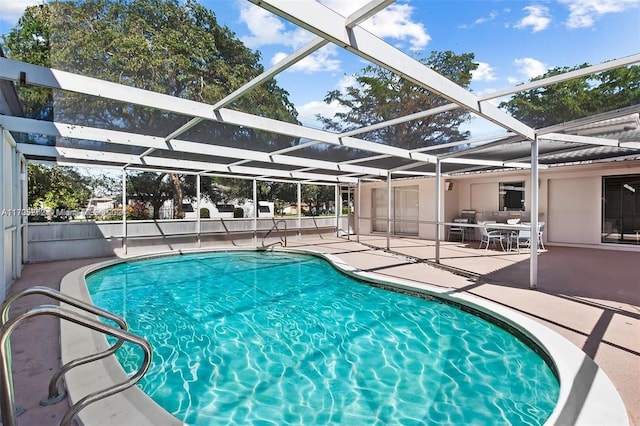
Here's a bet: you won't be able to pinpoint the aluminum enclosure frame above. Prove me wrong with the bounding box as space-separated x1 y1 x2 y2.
0 0 639 291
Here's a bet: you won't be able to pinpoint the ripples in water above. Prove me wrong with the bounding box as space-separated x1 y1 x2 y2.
87 251 558 425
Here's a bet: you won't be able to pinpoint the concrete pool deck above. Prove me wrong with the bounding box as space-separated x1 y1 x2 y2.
5 236 639 425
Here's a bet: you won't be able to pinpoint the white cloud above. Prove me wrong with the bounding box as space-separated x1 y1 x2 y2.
515 5 551 32
296 73 356 128
296 99 349 128
472 62 497 82
271 45 342 73
336 74 358 93
242 0 430 53
460 117 505 138
559 0 640 28
460 10 499 29
361 4 431 51
0 0 44 26
513 57 548 80
238 2 312 49
475 11 499 25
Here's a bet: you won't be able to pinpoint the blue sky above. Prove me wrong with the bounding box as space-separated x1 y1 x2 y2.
2 0 639 136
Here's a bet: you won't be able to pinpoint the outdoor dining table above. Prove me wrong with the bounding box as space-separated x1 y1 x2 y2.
483 222 536 252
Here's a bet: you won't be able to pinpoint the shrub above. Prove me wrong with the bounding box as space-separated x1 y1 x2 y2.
126 201 151 220
200 207 210 218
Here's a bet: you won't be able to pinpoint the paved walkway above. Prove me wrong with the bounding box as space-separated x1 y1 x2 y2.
5 237 639 425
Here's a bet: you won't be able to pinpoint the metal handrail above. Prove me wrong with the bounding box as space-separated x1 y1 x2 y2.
1 286 129 405
1 305 151 426
261 219 287 247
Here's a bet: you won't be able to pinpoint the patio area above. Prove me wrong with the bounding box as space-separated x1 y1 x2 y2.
5 237 639 425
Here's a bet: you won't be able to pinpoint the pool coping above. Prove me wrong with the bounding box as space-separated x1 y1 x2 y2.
59 247 629 426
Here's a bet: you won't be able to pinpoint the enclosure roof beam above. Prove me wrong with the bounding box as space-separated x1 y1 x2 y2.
340 54 640 139
164 37 330 142
538 132 623 147
340 104 459 138
479 54 640 102
251 0 535 140
0 58 436 164
441 157 540 169
0 115 169 150
1 115 387 177
337 133 516 170
163 0 396 144
16 143 359 183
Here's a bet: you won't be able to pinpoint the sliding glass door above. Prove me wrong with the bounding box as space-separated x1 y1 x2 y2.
372 186 419 235
602 174 640 245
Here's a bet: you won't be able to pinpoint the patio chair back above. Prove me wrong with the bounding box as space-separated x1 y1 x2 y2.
478 221 505 250
511 228 532 252
448 218 469 242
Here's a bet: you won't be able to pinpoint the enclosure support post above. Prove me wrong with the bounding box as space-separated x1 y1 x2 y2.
297 182 301 240
386 172 391 251
253 179 258 244
21 157 28 265
347 184 352 240
122 168 127 255
435 159 442 264
12 150 21 280
530 136 539 290
335 184 340 238
356 179 361 243
196 174 201 248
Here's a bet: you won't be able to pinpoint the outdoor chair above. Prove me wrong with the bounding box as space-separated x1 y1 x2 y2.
509 228 532 253
538 221 545 250
479 221 505 251
447 218 468 242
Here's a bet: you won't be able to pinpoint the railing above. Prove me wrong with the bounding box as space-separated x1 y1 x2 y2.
261 219 287 247
0 287 152 426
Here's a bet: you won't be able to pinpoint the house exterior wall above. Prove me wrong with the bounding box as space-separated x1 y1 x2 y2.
358 159 640 250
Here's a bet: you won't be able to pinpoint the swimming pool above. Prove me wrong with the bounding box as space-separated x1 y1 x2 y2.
85 250 558 425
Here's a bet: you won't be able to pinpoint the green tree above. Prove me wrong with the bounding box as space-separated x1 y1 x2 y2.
302 185 334 214
27 163 92 220
500 64 640 128
1 5 53 121
4 0 300 215
126 171 173 219
318 51 478 150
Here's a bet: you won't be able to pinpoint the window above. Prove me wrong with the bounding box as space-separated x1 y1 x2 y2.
499 181 525 211
602 174 640 245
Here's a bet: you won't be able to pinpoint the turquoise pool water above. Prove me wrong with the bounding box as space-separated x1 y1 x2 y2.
86 251 559 425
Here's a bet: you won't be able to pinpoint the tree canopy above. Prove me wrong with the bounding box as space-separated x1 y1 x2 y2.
4 0 301 217
3 0 299 129
27 164 92 220
500 64 640 128
317 51 478 150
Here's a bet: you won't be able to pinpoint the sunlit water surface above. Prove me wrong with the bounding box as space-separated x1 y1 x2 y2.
86 251 558 425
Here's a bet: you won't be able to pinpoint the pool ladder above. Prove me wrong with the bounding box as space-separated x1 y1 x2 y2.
0 286 152 426
261 219 287 248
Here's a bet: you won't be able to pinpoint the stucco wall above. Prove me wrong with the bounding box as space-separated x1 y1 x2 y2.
358 160 640 250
